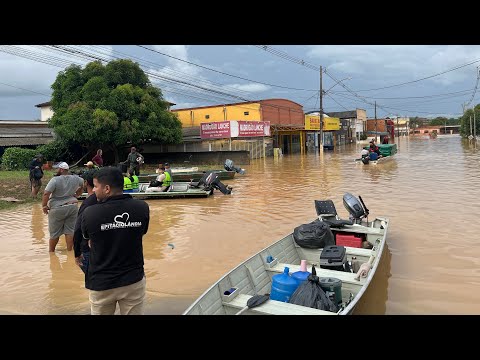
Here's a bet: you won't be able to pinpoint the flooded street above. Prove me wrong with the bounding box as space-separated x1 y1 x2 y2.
1 135 480 315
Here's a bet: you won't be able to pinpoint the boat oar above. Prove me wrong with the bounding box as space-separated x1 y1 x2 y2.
235 294 270 315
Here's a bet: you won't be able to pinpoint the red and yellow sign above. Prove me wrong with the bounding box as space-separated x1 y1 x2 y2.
305 116 320 130
304 115 340 131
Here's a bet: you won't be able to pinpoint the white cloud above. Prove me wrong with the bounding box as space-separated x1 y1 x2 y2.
0 46 58 98
225 83 270 92
151 45 200 77
307 45 480 86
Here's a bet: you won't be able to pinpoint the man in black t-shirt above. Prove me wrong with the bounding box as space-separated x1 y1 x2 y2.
81 167 149 315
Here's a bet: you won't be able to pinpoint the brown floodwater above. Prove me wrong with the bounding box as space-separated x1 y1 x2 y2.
1 135 480 315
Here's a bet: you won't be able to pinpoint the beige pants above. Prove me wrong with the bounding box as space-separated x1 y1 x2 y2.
89 276 146 315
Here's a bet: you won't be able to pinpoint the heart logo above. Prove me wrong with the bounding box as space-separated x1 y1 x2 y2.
114 212 130 225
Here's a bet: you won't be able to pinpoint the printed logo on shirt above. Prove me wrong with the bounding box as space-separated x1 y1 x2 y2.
100 212 142 231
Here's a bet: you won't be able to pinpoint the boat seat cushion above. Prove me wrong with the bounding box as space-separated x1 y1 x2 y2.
315 200 338 217
321 219 353 228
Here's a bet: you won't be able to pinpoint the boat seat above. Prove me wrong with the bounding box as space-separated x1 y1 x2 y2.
223 294 335 315
315 200 338 218
314 200 353 227
267 263 365 286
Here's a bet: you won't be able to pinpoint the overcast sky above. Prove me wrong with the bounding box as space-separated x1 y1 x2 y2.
1 45 479 120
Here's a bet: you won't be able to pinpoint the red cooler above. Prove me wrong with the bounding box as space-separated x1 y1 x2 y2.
335 233 362 248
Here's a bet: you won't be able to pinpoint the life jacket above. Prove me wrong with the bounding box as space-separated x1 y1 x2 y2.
129 175 139 189
123 176 133 191
163 171 172 187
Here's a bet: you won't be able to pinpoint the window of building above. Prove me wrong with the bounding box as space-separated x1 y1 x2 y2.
244 111 249 116
205 115 210 119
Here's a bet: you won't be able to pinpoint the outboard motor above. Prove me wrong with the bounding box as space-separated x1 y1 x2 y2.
343 193 369 224
192 171 232 195
224 159 245 175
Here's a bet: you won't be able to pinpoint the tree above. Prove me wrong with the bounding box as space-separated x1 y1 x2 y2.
459 104 480 137
49 59 182 163
409 116 420 132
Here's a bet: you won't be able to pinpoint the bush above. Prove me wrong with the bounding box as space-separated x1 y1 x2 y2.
1 147 37 170
360 133 368 140
36 140 68 162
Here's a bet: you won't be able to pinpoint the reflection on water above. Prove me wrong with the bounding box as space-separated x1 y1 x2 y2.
1 135 480 314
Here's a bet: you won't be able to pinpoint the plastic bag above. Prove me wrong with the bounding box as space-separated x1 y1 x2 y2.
288 265 337 313
293 221 334 249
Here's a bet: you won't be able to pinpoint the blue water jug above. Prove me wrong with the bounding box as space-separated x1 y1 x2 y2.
291 260 310 287
270 267 298 302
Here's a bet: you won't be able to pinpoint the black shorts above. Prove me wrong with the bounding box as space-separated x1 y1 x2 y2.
30 177 42 188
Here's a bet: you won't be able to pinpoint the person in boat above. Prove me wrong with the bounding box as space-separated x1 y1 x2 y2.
124 146 144 176
146 166 171 192
123 173 133 193
382 136 389 144
368 143 382 161
164 162 172 178
368 142 381 156
128 169 139 193
155 163 164 174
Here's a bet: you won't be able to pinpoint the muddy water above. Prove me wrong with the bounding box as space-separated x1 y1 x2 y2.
1 135 479 315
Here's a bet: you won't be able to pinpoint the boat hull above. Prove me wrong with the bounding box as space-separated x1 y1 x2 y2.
183 216 389 315
138 170 235 182
78 182 213 200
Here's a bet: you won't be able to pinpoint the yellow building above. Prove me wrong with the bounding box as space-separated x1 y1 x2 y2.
172 102 262 127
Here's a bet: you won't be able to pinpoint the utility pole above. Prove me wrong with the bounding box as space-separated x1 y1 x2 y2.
470 115 473 137
474 109 477 140
319 65 323 149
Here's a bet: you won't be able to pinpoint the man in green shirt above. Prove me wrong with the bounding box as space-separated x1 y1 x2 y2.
125 146 144 176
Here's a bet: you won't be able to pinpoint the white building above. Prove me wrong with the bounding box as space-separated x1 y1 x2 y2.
35 101 54 122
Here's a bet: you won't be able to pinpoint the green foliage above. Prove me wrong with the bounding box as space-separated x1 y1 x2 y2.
36 140 68 162
360 133 368 140
1 147 37 170
48 59 182 151
459 104 480 137
409 116 420 129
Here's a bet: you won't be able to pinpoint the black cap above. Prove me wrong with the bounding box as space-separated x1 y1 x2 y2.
164 162 169 166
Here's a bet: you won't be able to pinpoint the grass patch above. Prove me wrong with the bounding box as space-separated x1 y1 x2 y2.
0 170 55 211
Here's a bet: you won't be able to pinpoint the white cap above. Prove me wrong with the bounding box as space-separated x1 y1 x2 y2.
54 161 69 170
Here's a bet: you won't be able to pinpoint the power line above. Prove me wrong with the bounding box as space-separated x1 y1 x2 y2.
0 81 50 97
464 67 480 108
329 88 475 100
137 45 317 92
335 58 480 93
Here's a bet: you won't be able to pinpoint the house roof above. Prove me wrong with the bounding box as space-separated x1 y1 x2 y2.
35 101 51 108
326 110 357 119
0 137 53 146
